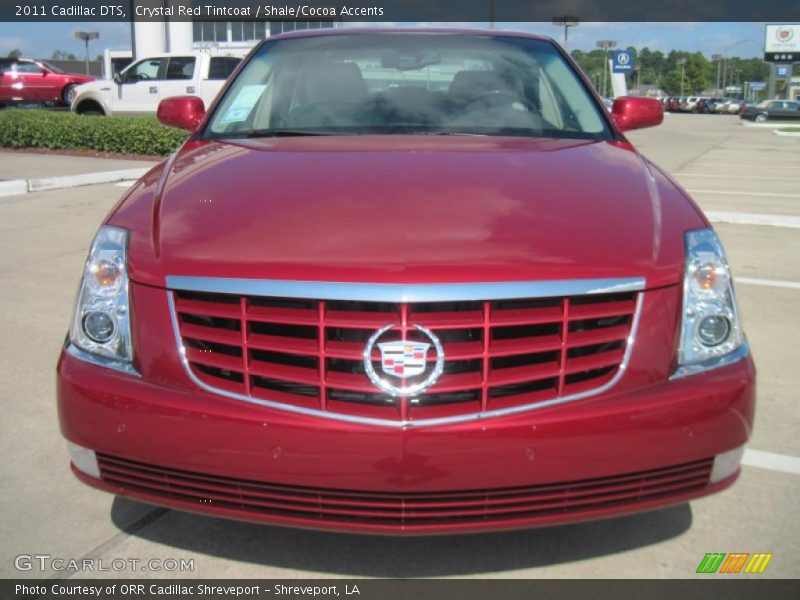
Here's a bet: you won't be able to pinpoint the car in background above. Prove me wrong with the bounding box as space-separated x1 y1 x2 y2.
740 99 800 122
0 57 95 106
71 51 243 116
58 28 754 536
696 98 722 114
666 96 682 112
723 99 744 114
680 96 701 112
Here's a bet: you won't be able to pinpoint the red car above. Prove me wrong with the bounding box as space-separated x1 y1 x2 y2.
58 29 755 535
0 57 95 105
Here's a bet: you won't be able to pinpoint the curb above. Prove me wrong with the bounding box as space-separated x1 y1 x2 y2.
774 130 800 137
0 167 149 198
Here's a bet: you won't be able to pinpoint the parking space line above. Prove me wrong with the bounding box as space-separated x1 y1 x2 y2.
736 277 800 290
688 189 800 199
686 163 800 170
743 449 800 476
706 211 800 228
677 173 800 182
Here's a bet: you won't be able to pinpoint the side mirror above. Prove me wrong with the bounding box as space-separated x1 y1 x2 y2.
611 97 664 132
112 72 122 85
41 68 48 75
157 95 206 131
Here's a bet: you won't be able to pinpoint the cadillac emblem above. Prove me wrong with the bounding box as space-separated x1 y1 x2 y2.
363 324 445 397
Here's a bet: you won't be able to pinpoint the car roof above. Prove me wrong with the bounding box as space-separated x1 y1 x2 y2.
267 26 553 43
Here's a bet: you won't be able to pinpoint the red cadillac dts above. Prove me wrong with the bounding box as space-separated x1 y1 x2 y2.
58 29 755 535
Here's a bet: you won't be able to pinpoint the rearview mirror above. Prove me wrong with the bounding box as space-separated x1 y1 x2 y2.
157 95 206 131
611 97 663 132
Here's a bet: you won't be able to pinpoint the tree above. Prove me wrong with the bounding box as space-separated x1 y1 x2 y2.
51 50 77 60
7 49 22 58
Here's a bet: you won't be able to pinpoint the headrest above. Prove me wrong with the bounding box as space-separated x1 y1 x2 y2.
305 62 368 104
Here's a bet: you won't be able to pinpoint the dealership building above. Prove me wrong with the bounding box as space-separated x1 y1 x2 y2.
130 19 337 59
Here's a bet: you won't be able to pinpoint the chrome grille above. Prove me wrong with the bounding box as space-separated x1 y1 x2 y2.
168 281 641 425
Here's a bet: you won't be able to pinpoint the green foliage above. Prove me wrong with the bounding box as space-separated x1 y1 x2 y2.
51 50 78 60
571 47 772 96
0 109 188 156
7 49 22 58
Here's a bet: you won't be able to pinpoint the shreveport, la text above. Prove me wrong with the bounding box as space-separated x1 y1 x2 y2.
16 584 361 596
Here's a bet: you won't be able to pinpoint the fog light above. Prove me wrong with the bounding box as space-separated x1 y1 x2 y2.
82 311 115 343
66 441 100 478
710 445 745 483
697 315 731 347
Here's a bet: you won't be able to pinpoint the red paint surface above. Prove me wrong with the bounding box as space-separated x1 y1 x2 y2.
58 28 753 534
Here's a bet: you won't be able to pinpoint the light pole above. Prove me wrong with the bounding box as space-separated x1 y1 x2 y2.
75 31 99 75
596 39 617 98
677 57 687 96
634 64 641 95
712 53 722 96
552 16 579 51
720 39 756 96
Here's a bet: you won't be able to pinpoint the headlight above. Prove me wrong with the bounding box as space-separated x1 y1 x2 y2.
675 228 745 375
68 226 134 369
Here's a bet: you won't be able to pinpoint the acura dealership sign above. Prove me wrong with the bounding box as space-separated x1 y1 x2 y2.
764 24 799 61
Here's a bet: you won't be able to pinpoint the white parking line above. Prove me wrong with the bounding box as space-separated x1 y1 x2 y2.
687 163 800 170
736 277 800 290
677 173 800 182
688 189 800 199
706 211 800 228
743 449 800 476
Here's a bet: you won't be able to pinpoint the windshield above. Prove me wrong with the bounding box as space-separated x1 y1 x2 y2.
40 61 64 73
205 33 610 140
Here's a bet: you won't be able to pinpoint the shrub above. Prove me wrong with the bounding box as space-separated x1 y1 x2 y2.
0 109 189 156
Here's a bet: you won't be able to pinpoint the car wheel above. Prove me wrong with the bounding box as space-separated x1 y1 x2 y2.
62 84 78 106
754 113 767 123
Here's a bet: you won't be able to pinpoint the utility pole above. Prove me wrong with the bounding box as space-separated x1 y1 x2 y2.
552 16 579 52
596 39 617 97
75 31 99 75
677 57 687 96
712 53 722 96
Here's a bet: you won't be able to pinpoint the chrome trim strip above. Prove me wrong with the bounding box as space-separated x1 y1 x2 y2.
166 276 646 303
670 342 750 380
167 287 644 429
65 340 141 377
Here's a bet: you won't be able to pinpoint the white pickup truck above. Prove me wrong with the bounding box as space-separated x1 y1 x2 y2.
71 50 244 116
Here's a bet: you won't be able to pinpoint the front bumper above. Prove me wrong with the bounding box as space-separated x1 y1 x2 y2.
58 343 755 535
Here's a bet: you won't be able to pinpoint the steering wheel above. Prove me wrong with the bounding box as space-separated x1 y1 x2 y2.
464 90 533 112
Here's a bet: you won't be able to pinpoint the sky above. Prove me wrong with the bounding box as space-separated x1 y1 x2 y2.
0 21 768 60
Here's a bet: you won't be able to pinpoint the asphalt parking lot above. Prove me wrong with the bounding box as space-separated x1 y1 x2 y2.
1 113 798 579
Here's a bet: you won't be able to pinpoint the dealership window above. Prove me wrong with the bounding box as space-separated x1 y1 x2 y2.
231 21 267 42
193 21 334 46
270 21 334 36
193 21 229 44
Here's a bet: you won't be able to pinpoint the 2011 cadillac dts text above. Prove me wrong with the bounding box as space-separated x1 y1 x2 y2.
57 29 756 535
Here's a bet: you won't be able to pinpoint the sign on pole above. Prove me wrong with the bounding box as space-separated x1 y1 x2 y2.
611 50 634 74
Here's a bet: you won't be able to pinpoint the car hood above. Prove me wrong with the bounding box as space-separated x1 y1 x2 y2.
111 136 705 289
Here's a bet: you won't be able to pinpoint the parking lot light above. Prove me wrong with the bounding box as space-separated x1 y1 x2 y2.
552 16 579 51
74 31 99 75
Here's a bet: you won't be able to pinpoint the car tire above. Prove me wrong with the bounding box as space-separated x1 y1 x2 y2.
62 84 78 106
755 113 767 123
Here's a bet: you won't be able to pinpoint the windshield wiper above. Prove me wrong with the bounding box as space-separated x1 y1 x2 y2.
243 129 348 138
